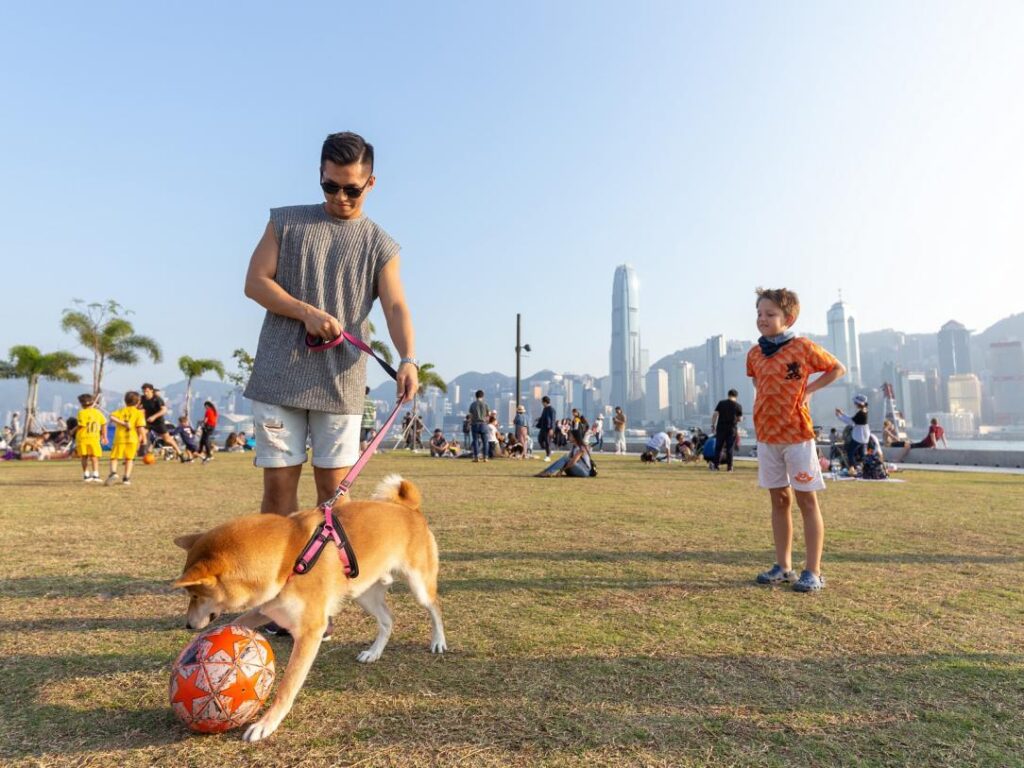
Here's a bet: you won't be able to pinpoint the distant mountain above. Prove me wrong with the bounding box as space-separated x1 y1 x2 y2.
977 312 1024 344
0 376 241 424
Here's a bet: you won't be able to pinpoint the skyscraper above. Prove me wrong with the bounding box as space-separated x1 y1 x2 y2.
610 264 642 412
937 319 972 410
644 368 669 424
705 335 726 407
938 320 972 378
826 299 862 386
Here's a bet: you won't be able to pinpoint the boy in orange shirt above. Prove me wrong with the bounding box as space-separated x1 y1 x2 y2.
747 288 846 592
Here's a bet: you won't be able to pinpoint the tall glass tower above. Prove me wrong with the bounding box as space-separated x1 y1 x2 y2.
827 299 862 386
610 264 642 411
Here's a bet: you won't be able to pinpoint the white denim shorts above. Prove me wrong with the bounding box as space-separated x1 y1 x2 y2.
756 440 826 492
251 400 361 469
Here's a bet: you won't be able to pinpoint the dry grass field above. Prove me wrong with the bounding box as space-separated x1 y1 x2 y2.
1 452 1022 767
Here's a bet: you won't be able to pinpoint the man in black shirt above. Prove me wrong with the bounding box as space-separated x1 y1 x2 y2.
141 383 181 460
711 389 743 471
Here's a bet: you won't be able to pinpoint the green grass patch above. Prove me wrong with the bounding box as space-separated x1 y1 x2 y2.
0 453 1022 766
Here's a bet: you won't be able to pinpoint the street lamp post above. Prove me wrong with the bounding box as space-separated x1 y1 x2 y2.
515 313 531 411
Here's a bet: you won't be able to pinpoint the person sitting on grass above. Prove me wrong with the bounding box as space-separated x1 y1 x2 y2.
536 429 594 477
897 417 947 461
674 432 695 462
428 429 447 457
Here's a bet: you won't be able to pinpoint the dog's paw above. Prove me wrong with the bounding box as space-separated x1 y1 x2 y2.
356 648 383 663
431 638 447 654
243 716 279 742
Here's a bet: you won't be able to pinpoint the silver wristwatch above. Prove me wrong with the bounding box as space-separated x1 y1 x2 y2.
399 357 419 369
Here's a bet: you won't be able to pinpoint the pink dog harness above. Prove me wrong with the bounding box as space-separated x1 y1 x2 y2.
291 331 407 578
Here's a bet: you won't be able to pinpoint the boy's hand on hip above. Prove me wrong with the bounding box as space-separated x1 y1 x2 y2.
303 307 342 340
397 364 418 403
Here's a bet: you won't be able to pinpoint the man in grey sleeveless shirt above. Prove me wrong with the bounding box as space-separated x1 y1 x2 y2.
244 132 418 515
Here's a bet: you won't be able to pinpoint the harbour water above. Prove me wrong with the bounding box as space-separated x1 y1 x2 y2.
944 439 1024 452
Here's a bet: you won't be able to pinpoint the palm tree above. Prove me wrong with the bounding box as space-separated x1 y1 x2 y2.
366 320 393 366
60 300 162 402
178 356 226 421
412 361 447 421
0 346 83 439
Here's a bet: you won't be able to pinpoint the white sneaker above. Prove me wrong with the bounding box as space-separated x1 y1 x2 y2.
544 456 551 462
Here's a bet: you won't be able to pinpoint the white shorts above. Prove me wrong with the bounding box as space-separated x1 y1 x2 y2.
251 400 360 469
757 440 825 492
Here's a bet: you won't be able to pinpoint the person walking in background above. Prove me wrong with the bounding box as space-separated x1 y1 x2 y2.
612 406 627 454
469 389 490 462
140 383 181 461
462 414 472 449
711 389 743 471
198 400 217 463
536 395 557 462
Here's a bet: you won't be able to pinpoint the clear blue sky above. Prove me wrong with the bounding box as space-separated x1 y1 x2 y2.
2 1 1021 391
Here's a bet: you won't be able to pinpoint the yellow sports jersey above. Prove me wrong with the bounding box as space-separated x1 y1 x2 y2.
76 407 107 441
111 406 145 444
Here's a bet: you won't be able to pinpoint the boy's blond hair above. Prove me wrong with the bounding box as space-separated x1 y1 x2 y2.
755 287 801 325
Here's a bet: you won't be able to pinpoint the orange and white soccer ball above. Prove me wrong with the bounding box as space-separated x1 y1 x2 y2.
169 625 275 733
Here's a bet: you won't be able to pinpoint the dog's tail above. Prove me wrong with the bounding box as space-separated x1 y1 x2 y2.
371 474 422 510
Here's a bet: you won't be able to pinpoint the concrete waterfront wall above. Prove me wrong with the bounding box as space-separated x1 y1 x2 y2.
598 440 1024 470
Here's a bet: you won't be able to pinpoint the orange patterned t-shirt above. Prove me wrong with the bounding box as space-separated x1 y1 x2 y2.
747 337 838 444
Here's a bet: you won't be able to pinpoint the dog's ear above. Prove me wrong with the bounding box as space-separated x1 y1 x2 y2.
172 563 217 589
173 533 203 550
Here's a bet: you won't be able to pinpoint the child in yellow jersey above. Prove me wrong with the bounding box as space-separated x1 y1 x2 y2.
106 391 147 486
75 394 108 482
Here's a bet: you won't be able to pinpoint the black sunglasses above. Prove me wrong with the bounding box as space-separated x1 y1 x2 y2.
320 175 372 199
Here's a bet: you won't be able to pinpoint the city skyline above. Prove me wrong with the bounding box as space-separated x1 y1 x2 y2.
3 4 1023 395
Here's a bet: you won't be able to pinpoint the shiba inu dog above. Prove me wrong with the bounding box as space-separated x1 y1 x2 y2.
172 474 446 741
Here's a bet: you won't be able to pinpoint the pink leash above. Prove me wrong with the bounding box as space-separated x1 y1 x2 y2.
291 331 406 578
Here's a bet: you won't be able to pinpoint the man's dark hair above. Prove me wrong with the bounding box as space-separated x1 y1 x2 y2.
728 389 738 398
542 396 550 404
475 389 484 399
321 132 374 172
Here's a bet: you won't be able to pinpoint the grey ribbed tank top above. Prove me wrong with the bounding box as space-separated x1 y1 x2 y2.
244 205 399 414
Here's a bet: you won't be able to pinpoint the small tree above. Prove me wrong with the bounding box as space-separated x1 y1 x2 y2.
226 348 255 391
0 346 83 438
178 356 226 421
60 300 161 403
